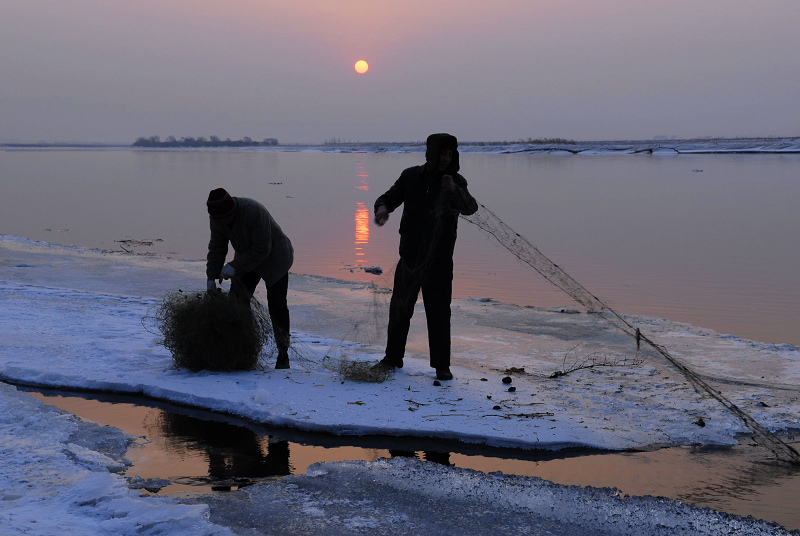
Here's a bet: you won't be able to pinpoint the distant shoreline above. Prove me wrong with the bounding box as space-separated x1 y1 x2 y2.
3 136 800 154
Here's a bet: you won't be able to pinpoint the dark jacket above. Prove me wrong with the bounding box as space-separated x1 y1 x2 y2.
375 165 478 262
206 197 294 286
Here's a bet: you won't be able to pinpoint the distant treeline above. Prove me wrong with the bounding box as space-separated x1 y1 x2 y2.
133 136 278 148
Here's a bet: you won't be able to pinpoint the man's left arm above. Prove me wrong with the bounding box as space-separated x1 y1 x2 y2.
443 174 479 216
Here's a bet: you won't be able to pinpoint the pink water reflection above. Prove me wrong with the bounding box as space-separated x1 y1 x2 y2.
353 159 371 266
355 202 370 265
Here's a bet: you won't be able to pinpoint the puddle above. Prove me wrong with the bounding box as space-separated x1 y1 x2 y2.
24 387 800 531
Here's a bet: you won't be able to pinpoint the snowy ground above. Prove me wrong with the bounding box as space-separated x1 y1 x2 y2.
1 235 799 535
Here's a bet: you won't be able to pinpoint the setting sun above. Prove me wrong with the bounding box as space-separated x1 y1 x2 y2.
354 60 369 74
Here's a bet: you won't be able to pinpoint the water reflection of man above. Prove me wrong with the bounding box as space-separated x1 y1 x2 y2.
205 188 294 369
372 134 478 381
389 449 452 467
160 412 291 484
207 437 290 483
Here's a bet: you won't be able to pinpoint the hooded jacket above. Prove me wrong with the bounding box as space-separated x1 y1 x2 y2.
375 134 478 262
206 197 294 286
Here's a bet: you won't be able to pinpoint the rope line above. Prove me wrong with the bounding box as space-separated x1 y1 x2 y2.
462 202 800 465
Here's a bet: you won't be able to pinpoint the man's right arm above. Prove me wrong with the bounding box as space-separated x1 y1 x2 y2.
374 170 409 224
374 204 390 226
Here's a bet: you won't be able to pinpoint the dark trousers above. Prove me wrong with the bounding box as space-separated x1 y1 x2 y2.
231 272 290 351
385 256 453 369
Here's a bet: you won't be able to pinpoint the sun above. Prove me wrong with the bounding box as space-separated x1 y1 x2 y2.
354 60 369 74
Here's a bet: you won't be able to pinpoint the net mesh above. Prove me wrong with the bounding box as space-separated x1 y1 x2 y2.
461 202 800 465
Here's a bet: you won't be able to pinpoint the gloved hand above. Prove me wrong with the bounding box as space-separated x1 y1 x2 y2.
219 263 236 282
374 204 389 226
206 279 217 293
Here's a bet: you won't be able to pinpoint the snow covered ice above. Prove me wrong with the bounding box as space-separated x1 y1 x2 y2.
1 235 799 535
0 381 228 535
272 136 800 156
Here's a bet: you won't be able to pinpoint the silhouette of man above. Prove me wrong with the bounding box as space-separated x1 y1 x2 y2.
206 188 294 369
372 134 478 380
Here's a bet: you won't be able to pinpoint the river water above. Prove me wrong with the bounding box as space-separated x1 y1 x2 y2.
2 148 798 345
4 147 800 529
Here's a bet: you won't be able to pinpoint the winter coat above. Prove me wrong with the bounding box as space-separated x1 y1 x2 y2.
206 197 294 286
374 165 478 262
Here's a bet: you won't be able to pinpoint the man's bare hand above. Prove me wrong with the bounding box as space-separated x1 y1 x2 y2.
442 175 455 192
374 205 389 226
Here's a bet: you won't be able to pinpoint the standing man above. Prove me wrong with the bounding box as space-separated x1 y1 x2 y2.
372 133 479 380
206 188 294 369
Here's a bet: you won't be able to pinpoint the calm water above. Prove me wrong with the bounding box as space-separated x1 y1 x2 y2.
2 148 798 345
27 389 800 531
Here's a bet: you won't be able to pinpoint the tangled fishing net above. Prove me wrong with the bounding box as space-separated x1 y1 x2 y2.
460 202 800 465
147 290 273 372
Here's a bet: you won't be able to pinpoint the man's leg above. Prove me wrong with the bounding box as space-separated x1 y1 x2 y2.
384 258 421 367
266 273 291 369
422 257 453 374
229 271 260 303
229 271 288 368
265 273 290 351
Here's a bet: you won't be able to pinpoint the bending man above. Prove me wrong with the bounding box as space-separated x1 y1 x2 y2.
206 188 294 369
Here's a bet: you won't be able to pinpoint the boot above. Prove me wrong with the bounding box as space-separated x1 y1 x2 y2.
275 349 290 369
436 368 453 381
369 359 395 374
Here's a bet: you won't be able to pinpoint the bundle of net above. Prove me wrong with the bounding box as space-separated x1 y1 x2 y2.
152 290 273 372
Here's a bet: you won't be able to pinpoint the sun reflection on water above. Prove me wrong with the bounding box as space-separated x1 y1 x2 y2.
354 159 370 265
355 202 370 264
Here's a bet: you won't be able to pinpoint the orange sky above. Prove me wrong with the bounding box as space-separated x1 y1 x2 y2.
1 0 798 143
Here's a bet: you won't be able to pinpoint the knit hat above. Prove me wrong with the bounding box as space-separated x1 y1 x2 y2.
207 188 236 219
425 133 459 174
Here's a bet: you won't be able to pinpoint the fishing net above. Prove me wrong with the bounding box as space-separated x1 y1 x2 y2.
148 290 273 372
294 185 800 464
304 282 394 382
461 202 800 465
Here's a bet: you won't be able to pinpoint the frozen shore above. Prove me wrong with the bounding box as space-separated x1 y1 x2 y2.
1 235 799 534
242 136 800 154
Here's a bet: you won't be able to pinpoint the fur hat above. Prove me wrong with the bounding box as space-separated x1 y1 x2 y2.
425 133 459 174
206 188 236 219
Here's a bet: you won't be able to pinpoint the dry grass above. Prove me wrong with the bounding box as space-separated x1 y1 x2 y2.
336 357 393 383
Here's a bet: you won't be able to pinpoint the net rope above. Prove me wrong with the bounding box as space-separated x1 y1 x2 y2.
461 201 800 465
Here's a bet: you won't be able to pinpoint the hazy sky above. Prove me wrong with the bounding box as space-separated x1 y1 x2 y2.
2 1 798 144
